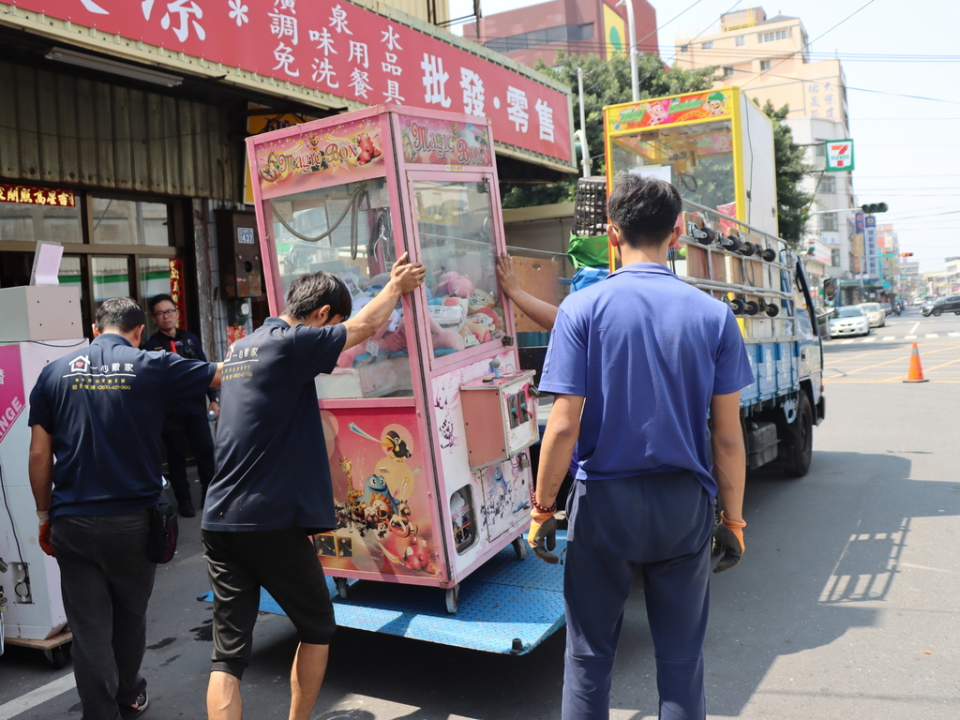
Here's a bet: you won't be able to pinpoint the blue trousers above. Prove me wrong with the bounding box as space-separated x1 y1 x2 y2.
563 472 714 720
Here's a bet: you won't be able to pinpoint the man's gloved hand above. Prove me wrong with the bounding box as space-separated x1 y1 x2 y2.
37 510 55 557
528 510 559 564
712 510 745 573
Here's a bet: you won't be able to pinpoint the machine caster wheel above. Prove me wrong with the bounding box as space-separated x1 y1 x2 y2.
43 644 70 670
728 298 746 315
445 585 460 614
764 303 780 317
693 226 716 245
739 241 757 257
721 236 742 252
743 301 760 316
512 535 528 561
760 247 777 262
334 577 349 600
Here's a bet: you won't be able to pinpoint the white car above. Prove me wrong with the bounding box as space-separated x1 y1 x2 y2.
858 302 885 328
828 306 870 338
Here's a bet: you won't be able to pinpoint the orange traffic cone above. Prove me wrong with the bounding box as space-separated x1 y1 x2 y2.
903 342 929 383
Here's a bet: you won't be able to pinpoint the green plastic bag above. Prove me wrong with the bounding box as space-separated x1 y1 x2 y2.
567 233 610 270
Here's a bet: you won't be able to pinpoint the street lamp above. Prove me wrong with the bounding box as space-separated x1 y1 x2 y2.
617 0 639 102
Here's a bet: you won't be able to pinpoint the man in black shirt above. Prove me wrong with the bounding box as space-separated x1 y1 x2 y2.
144 294 219 517
29 297 221 720
203 253 425 720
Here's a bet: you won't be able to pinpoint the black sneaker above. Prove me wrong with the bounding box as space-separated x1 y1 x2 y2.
178 503 196 518
119 692 149 719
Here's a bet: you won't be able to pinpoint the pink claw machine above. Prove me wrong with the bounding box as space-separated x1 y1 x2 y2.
247 105 539 612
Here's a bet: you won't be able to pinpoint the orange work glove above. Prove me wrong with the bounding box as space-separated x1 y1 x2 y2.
528 510 559 564
712 510 745 573
38 511 55 557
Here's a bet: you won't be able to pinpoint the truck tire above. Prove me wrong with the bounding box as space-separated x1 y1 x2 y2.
783 393 813 478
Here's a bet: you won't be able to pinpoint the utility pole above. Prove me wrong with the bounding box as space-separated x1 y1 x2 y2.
577 67 592 177
618 0 639 102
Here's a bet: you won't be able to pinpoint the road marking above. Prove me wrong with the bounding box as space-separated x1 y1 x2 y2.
950 332 960 337
909 321 920 334
841 339 855 344
0 672 76 719
926 333 940 338
905 335 917 340
882 336 897 342
861 337 876 343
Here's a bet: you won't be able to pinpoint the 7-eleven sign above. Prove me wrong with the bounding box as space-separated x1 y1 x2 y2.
825 139 855 172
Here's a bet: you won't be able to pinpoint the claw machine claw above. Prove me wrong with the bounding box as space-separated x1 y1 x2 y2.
247 105 538 610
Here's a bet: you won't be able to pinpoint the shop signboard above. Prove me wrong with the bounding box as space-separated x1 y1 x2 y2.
865 215 879 280
825 139 855 172
0 183 75 207
12 0 572 166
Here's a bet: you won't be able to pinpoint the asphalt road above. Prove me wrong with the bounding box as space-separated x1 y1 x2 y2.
2 306 959 720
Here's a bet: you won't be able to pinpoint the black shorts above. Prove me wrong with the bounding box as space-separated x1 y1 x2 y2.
202 527 336 679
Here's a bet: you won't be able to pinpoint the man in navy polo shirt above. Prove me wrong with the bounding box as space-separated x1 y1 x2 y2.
529 175 754 720
201 253 425 720
28 297 221 720
143 293 219 517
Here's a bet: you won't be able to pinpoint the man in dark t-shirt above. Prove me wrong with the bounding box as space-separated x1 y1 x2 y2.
144 293 219 517
29 297 220 720
202 253 425 720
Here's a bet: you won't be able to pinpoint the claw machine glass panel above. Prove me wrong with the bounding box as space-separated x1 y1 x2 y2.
248 107 535 609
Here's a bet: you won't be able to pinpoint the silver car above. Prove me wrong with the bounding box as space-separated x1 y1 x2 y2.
828 306 870 338
858 302 885 328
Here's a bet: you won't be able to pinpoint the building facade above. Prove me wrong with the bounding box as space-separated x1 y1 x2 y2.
675 7 857 296
464 0 658 69
0 0 575 362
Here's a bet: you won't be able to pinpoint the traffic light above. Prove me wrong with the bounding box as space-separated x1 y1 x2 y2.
900 252 914 257
861 202 888 214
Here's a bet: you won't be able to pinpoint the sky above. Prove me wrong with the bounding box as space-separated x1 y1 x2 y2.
449 0 960 272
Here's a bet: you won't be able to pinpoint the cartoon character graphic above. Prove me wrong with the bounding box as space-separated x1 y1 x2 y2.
645 100 670 126
258 151 282 182
403 535 436 573
381 430 411 459
306 133 328 172
356 132 382 165
703 91 727 116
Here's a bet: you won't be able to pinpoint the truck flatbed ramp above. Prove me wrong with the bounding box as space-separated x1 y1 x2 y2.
199 532 567 656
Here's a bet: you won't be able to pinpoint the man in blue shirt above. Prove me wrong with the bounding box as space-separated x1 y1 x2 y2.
529 175 754 720
29 297 221 720
202 253 425 720
144 294 219 517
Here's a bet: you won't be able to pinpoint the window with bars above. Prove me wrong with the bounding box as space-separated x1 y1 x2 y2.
723 67 735 77
821 214 839 232
760 59 772 71
702 41 713 49
735 35 746 46
819 176 837 194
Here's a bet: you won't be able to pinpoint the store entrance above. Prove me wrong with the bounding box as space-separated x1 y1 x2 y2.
0 189 192 340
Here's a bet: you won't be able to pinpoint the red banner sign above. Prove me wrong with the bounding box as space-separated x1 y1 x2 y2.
13 0 571 165
0 183 76 207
